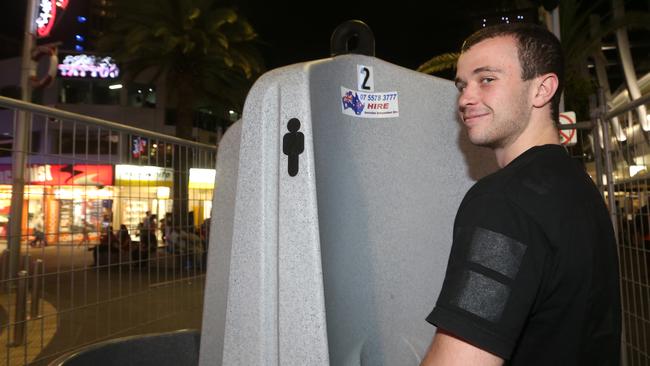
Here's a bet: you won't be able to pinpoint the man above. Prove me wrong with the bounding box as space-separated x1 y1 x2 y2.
30 224 48 248
143 211 152 231
421 23 621 365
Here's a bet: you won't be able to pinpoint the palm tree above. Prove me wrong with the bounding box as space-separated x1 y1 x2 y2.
558 0 650 117
417 0 650 119
97 0 264 230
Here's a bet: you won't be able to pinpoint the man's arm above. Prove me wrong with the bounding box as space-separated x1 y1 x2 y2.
420 330 503 366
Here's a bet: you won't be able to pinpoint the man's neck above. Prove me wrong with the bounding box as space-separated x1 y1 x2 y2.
494 118 560 168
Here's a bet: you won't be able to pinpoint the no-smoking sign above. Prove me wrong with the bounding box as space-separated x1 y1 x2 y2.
559 111 577 146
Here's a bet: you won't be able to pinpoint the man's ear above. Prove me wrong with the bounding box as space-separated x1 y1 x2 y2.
532 73 559 108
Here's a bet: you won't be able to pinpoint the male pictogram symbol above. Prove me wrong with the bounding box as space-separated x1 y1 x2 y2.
282 118 304 177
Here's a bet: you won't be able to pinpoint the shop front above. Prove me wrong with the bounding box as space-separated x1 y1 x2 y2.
112 165 215 242
188 168 216 227
0 164 114 245
114 165 173 241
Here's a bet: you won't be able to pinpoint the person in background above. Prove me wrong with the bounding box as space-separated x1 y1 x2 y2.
420 23 620 366
146 214 158 251
161 213 172 245
79 218 92 246
92 225 119 266
30 224 48 248
200 217 211 249
117 224 132 261
143 211 152 229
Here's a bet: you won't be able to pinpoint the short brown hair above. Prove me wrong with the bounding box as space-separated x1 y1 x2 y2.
461 23 565 122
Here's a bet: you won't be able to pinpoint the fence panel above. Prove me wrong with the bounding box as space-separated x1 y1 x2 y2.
0 96 216 365
598 93 650 366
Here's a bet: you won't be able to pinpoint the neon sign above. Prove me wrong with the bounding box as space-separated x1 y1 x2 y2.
58 55 120 79
115 165 174 187
0 164 113 186
36 0 70 38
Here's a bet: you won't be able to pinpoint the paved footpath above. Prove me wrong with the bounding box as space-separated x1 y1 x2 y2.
0 244 205 366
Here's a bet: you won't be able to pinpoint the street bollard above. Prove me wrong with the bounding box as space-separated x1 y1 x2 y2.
0 249 8 288
11 270 28 346
23 253 31 274
30 259 43 319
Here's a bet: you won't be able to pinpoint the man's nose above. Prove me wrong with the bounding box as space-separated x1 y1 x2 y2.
458 85 477 110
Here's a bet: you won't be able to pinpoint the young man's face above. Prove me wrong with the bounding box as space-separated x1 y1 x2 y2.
455 36 533 149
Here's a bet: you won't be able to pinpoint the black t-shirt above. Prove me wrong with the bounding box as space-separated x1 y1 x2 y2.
427 144 621 365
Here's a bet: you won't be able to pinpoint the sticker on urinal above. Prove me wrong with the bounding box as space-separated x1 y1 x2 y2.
340 86 399 119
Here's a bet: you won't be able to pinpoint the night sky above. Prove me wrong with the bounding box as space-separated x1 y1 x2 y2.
0 1 517 76
239 0 475 72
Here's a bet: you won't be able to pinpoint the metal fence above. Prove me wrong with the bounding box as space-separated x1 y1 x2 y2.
596 92 650 366
0 96 216 365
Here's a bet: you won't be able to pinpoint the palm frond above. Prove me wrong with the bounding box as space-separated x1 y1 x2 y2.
416 53 460 74
96 0 265 116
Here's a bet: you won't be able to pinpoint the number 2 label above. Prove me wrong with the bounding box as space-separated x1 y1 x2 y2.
357 65 374 91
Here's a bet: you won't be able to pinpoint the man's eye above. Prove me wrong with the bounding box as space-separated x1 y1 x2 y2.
481 77 495 84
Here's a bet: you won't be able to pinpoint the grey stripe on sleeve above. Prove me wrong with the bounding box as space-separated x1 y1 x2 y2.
468 227 526 279
449 269 510 322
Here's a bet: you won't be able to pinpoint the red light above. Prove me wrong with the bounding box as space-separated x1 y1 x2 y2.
36 0 70 38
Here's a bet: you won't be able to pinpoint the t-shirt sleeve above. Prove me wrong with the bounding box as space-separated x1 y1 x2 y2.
426 192 549 359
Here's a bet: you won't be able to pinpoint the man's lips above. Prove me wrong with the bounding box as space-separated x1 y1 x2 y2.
462 112 490 124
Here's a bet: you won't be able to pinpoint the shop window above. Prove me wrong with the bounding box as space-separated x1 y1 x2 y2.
164 108 228 132
0 133 11 158
30 131 41 153
128 136 173 166
27 193 45 231
195 109 221 132
59 129 119 155
59 79 91 104
128 83 156 108
0 131 41 156
59 79 120 105
91 79 121 105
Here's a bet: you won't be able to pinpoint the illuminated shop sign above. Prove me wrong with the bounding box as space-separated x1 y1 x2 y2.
132 136 147 158
36 0 69 38
115 165 174 187
58 54 120 79
189 168 216 189
0 164 113 186
54 186 114 199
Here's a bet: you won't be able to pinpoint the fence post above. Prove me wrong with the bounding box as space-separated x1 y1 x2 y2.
11 270 28 346
31 259 43 319
23 254 31 274
0 249 8 289
8 0 39 287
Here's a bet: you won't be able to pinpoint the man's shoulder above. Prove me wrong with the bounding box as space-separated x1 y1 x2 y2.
462 145 595 216
461 161 519 205
510 145 596 206
482 146 585 192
